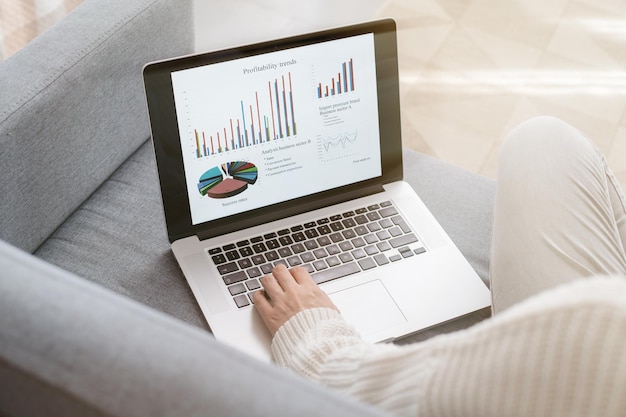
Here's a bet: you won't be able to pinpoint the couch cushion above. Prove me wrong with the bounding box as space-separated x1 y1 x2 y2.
0 0 194 253
1 240 388 417
403 149 495 287
36 141 207 329
37 143 495 334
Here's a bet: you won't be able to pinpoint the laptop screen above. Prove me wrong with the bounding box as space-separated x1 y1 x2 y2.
144 19 402 242
170 33 382 226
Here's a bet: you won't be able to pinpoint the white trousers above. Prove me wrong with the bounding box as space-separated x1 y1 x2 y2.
491 116 626 313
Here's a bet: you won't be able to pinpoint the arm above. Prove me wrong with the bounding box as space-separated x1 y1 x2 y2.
254 264 430 415
255 266 626 417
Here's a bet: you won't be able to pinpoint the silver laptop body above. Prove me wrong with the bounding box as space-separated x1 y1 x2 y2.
143 19 490 361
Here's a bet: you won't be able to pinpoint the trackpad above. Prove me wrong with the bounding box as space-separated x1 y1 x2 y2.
328 280 407 338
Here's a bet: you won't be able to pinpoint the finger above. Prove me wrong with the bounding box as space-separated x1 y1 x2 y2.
290 266 315 285
260 273 283 297
253 289 272 311
271 264 298 289
253 291 280 335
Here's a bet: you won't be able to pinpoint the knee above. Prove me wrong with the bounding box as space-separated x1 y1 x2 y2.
502 116 581 158
498 116 595 176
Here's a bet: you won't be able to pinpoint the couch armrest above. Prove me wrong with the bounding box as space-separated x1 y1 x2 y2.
0 239 388 417
0 0 194 253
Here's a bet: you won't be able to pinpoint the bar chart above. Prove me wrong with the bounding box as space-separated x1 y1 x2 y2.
194 72 298 159
316 58 355 99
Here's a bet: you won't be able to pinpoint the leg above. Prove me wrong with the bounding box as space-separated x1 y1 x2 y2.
491 116 626 313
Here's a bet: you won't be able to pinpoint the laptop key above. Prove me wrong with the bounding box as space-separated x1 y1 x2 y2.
330 222 344 231
317 236 332 246
300 252 315 263
392 215 412 233
234 294 250 308
342 218 356 228
266 239 280 249
374 253 390 266
246 279 261 291
389 226 403 237
217 262 238 275
414 247 427 255
223 271 247 285
355 215 368 225
292 232 306 242
287 256 302 267
327 244 341 255
390 233 418 248
225 250 240 261
304 240 319 250
312 262 360 285
339 252 353 263
377 241 392 252
327 256 341 267
238 258 253 269
251 255 265 265
252 243 267 253
278 247 293 257
339 241 353 251
247 267 262 278
291 243 306 253
228 283 246 296
212 254 227 265
313 260 328 271
366 211 381 221
239 246 254 257
379 206 398 218
358 257 377 270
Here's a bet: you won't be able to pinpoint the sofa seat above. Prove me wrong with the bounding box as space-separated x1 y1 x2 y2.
35 140 209 330
35 139 495 339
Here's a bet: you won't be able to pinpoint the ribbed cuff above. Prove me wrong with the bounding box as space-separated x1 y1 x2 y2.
271 308 342 367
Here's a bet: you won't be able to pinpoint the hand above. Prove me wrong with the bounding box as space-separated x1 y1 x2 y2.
254 264 339 336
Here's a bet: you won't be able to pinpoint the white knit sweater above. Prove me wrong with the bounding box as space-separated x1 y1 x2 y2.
271 276 626 417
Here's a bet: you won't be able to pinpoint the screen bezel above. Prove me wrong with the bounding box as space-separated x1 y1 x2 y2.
143 19 402 243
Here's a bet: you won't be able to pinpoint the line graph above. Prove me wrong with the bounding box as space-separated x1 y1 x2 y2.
321 130 358 151
317 130 360 162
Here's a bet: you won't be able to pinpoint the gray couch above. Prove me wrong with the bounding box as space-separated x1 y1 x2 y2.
0 0 495 415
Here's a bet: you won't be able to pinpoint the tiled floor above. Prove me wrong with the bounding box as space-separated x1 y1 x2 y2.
378 0 626 190
195 0 626 190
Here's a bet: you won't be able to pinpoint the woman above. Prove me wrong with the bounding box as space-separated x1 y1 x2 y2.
254 117 626 417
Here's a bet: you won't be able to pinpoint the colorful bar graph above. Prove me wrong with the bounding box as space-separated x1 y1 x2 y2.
317 58 355 99
194 72 297 159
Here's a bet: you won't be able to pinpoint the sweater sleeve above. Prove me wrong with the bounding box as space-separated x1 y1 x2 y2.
271 276 626 417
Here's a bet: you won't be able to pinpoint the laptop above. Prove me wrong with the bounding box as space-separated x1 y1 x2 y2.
143 18 490 361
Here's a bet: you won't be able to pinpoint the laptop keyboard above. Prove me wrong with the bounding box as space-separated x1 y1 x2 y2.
208 200 427 309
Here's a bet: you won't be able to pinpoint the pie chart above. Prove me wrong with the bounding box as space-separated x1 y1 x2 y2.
197 161 258 199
